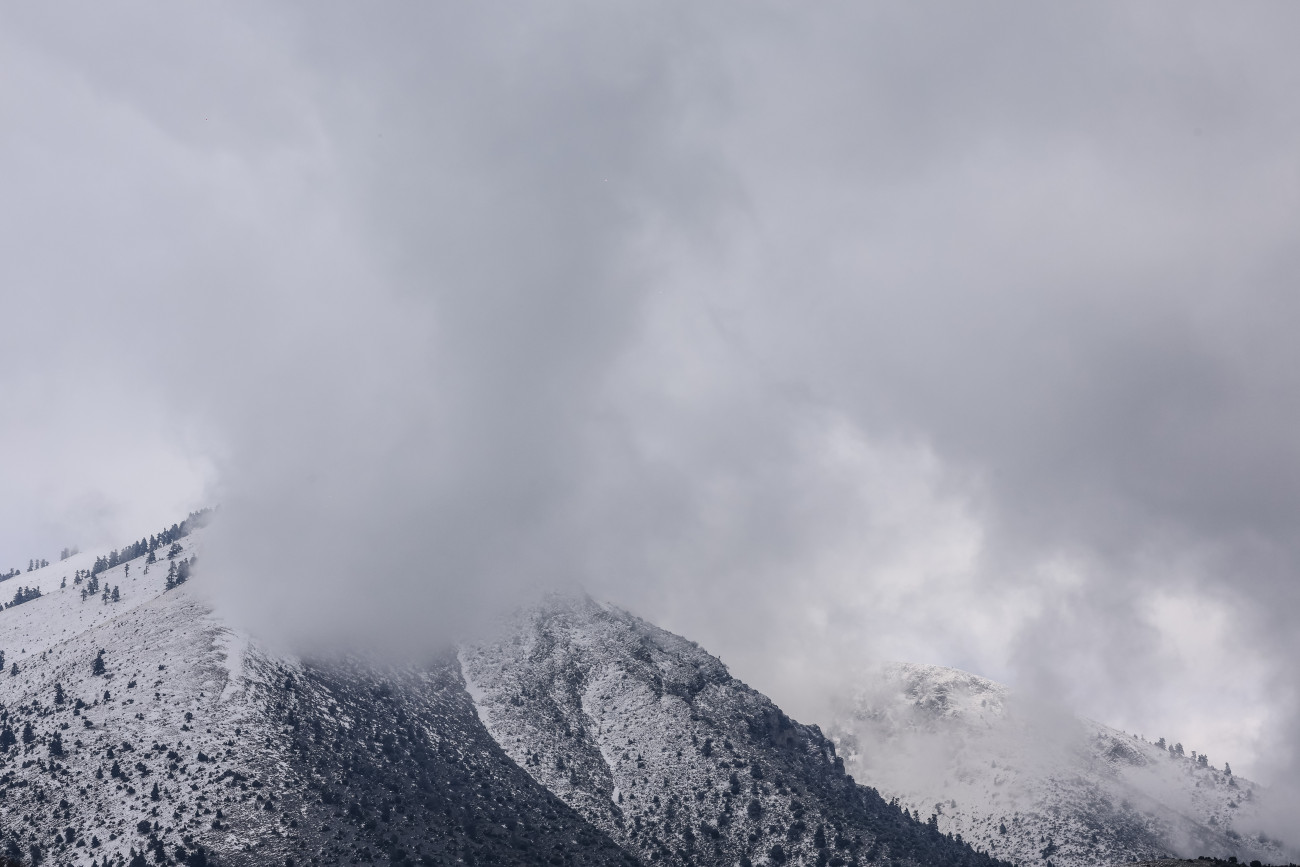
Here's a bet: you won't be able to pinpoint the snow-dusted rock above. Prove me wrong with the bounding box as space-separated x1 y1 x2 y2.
460 594 1012 867
827 662 1293 867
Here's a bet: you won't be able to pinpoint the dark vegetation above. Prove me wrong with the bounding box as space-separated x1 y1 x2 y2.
3 588 41 611
0 508 210 593
256 654 639 867
90 510 212 580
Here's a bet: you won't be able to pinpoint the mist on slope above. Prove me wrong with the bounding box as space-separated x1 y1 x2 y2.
3 2 1300 820
827 663 1297 860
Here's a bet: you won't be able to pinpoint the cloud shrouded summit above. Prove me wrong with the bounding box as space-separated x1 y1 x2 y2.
3 1 1300 802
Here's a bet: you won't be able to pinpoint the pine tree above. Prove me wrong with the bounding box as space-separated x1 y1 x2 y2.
53 682 64 705
0 725 15 751
111 586 120 602
21 722 34 745
92 649 106 676
48 732 63 757
150 782 160 801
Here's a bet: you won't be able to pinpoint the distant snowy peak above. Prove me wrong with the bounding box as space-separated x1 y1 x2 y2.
828 662 1293 867
843 662 1010 731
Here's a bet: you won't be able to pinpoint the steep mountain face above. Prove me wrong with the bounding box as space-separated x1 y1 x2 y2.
459 595 1011 867
826 663 1293 867
0 528 1017 867
0 531 635 867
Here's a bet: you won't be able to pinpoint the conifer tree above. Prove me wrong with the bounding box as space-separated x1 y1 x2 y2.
92 649 106 676
21 722 34 745
53 683 64 705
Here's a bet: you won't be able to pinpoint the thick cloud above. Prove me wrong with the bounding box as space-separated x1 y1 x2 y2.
3 2 1300 804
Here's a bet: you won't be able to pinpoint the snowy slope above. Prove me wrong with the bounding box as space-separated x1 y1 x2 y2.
825 663 1293 867
459 594 1013 867
14 520 1263 867
0 529 637 867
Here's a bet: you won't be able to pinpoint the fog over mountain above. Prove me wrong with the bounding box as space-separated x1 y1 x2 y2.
3 0 1300 826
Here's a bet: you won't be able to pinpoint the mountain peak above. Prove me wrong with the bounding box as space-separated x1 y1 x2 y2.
828 662 1293 867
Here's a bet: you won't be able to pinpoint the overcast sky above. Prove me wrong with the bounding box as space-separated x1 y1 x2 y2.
3 2 1300 789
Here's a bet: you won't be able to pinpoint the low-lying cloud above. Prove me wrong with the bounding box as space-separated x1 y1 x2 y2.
3 3 1300 817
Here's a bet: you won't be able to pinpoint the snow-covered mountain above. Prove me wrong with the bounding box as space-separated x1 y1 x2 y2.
0 522 1010 867
0 524 633 867
459 595 1009 867
825 663 1294 867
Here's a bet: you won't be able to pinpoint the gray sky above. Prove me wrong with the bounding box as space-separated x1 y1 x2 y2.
3 2 1300 790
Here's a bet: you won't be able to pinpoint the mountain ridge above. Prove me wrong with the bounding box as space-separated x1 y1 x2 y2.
460 593 1012 867
0 526 1013 867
